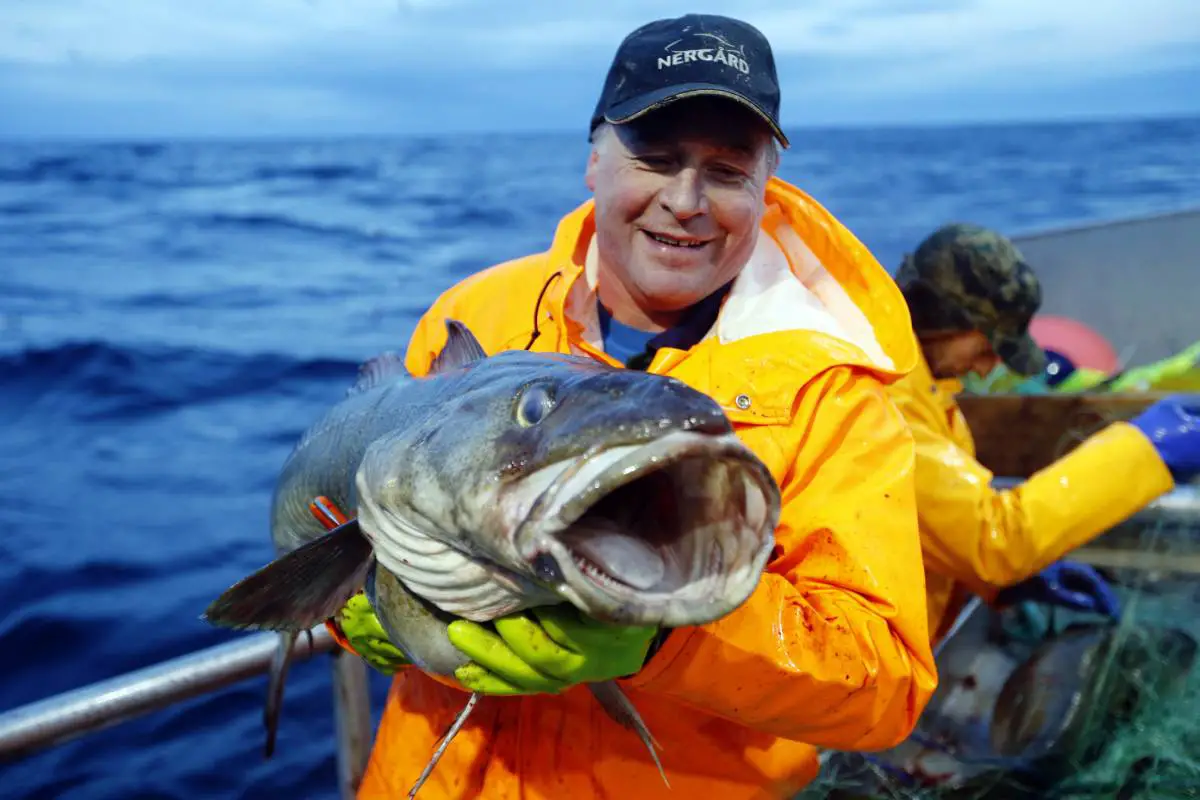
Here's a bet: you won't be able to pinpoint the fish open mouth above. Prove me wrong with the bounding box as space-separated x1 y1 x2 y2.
513 430 780 628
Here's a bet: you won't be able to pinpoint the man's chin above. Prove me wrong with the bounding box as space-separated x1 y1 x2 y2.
631 272 723 312
638 290 709 316
928 364 960 380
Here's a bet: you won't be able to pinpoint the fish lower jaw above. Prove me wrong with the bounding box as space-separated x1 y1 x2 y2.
542 539 770 629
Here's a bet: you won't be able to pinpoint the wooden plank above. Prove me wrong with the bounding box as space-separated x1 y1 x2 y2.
956 393 1167 477
1073 545 1200 576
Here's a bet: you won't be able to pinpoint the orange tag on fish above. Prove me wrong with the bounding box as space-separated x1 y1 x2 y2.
309 495 349 530
307 495 362 656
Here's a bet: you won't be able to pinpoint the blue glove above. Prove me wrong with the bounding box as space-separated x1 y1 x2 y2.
995 560 1121 618
1130 395 1200 482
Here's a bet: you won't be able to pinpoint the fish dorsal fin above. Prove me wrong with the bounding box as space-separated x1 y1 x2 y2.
348 352 408 396
429 319 487 374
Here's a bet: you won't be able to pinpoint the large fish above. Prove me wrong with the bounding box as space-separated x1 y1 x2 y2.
203 319 781 796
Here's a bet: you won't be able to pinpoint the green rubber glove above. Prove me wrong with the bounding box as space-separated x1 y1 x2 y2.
446 605 658 696
335 593 411 675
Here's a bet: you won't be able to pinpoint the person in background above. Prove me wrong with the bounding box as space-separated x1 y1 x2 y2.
326 12 939 800
889 222 1200 646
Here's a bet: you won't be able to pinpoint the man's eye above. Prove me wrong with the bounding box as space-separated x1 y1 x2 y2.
637 155 674 168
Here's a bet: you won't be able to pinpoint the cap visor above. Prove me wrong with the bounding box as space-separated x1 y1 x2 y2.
999 332 1048 377
604 84 789 148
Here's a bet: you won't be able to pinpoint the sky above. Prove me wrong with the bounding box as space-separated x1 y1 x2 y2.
1 0 1198 139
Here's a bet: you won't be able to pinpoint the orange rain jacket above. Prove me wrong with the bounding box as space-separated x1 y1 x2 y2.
350 177 939 799
888 351 1177 642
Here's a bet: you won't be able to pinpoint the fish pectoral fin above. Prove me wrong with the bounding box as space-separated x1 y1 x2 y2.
588 680 669 788
202 519 374 632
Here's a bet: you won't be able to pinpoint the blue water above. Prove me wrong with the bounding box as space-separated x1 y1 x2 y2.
2 115 1199 799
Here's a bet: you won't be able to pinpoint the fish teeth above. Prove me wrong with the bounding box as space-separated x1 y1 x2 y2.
575 552 624 589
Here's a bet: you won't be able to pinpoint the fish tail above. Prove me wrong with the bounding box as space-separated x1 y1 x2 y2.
588 681 669 788
202 519 374 632
263 630 299 758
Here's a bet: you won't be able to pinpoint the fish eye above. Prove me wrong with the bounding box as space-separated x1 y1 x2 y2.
516 383 555 427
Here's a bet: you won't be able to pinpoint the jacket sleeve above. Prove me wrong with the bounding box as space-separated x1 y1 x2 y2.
625 368 938 752
902 400 1175 597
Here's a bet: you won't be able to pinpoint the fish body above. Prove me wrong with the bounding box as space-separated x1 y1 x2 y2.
990 623 1197 766
204 320 781 793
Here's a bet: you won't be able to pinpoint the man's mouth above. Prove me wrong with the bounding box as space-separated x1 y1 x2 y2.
643 230 709 249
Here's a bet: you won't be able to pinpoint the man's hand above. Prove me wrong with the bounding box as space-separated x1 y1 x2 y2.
995 560 1121 618
447 605 659 695
1131 394 1200 482
335 593 412 674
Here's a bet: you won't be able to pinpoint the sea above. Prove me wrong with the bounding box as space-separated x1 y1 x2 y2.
2 115 1199 799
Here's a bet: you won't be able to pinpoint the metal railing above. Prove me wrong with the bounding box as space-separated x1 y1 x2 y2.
0 625 372 799
0 483 1197 795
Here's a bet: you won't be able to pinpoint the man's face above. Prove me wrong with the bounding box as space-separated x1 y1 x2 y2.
585 99 774 323
921 330 1002 380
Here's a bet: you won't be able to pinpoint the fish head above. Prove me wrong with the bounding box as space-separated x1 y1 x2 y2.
497 359 782 629
356 349 780 629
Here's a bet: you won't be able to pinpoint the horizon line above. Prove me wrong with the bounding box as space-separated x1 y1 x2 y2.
3 108 1197 146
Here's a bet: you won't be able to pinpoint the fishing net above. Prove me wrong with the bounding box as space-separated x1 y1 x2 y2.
795 417 1200 800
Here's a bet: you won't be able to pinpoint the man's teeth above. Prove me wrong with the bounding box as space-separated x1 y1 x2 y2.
647 232 705 248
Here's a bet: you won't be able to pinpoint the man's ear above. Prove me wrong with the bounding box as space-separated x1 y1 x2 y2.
585 147 600 192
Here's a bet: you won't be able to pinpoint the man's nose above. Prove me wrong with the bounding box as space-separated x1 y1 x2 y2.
658 167 707 219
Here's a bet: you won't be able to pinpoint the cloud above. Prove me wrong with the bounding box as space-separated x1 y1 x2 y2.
0 0 1197 137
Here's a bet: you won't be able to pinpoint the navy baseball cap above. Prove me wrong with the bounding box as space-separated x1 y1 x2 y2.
590 14 789 148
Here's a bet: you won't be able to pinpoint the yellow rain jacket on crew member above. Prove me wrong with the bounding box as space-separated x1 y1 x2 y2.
888 351 1177 643
350 177 939 799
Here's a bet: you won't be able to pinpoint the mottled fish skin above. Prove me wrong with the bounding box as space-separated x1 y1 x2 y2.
203 319 782 795
988 622 1197 790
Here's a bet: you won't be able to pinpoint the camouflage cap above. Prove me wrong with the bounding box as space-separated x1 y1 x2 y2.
895 223 1047 376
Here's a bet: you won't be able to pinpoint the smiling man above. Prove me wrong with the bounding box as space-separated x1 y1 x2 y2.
329 13 938 799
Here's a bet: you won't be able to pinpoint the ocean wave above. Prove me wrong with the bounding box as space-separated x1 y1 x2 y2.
0 154 150 187
113 288 282 311
251 163 376 182
0 340 365 419
190 210 414 246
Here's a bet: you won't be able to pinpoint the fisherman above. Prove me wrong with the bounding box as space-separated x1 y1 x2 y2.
814 223 1200 793
325 13 939 799
887 222 1200 645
